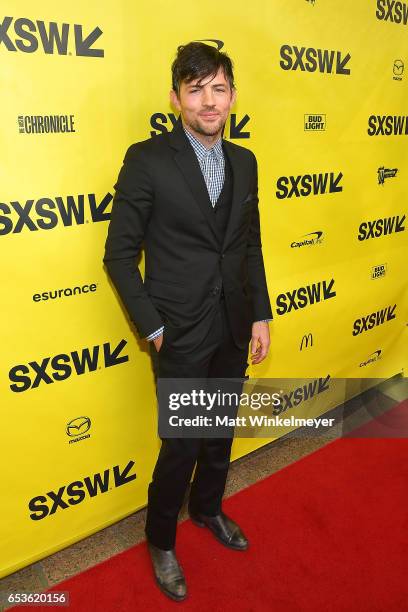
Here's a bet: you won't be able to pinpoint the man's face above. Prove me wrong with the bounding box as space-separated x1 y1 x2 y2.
170 66 236 138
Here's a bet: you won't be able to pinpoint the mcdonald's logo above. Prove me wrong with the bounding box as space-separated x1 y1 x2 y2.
300 333 313 350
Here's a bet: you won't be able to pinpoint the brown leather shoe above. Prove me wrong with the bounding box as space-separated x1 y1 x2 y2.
189 509 248 550
147 542 187 601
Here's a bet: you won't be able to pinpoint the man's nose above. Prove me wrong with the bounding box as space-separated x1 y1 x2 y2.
202 88 215 106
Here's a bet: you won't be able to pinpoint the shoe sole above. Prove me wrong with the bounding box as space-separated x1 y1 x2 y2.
154 575 187 602
189 516 249 551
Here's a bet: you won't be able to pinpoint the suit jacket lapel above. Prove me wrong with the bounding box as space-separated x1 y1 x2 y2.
221 139 248 252
169 118 220 245
168 117 248 251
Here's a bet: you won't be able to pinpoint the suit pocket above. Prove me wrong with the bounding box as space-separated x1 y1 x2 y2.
145 278 187 303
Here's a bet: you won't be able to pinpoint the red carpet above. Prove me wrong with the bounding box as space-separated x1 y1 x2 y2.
11 401 408 611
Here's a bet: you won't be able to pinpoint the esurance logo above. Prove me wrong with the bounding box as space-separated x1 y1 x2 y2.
0 16 103 56
376 1 408 25
358 214 405 240
352 305 396 336
9 339 129 393
33 283 98 303
0 193 112 236
276 171 342 199
280 45 351 75
276 279 336 315
28 460 136 521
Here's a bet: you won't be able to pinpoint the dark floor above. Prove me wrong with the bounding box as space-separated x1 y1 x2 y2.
1 375 406 611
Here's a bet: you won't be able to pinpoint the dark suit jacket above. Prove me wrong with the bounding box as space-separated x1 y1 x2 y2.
103 117 272 352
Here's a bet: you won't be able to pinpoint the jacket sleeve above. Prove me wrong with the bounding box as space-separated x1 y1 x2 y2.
247 152 273 321
103 144 164 338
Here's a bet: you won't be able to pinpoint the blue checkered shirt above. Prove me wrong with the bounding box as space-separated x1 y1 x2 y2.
145 126 271 341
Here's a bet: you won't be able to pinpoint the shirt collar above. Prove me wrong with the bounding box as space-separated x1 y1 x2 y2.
183 124 224 163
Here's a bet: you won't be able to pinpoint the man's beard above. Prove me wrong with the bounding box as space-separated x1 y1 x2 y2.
190 116 225 137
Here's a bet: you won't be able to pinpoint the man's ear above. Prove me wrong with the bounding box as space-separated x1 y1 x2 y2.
230 87 237 109
170 89 181 111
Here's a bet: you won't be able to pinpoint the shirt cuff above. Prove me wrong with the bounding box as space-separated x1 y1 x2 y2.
254 319 273 323
145 326 164 341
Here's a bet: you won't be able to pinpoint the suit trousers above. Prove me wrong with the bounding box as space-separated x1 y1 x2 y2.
145 293 249 550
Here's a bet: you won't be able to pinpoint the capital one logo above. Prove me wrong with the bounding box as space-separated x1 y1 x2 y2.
0 16 104 57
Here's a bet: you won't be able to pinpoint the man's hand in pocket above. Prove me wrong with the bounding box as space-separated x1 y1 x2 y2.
153 332 164 352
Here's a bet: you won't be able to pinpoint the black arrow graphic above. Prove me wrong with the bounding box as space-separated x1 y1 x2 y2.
330 172 343 192
336 52 351 75
89 193 112 222
104 339 129 367
114 461 137 487
75 25 104 57
395 215 405 232
230 114 250 139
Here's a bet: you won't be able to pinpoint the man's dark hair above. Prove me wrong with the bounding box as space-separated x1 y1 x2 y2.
171 42 235 95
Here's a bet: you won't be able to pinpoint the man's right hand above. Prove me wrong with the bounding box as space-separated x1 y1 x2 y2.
153 333 164 352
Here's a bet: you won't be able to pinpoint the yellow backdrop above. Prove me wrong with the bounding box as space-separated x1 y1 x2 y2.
1 0 406 577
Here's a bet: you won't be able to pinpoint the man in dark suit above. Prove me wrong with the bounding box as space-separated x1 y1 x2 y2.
103 42 272 602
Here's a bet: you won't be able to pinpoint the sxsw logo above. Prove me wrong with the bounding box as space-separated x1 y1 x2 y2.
368 115 408 135
28 460 136 520
376 1 408 25
371 263 387 279
352 305 396 336
378 166 398 184
358 214 405 240
0 16 103 56
150 112 250 139
276 171 342 198
272 375 331 416
9 339 129 393
280 45 351 75
276 278 336 315
0 192 112 236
